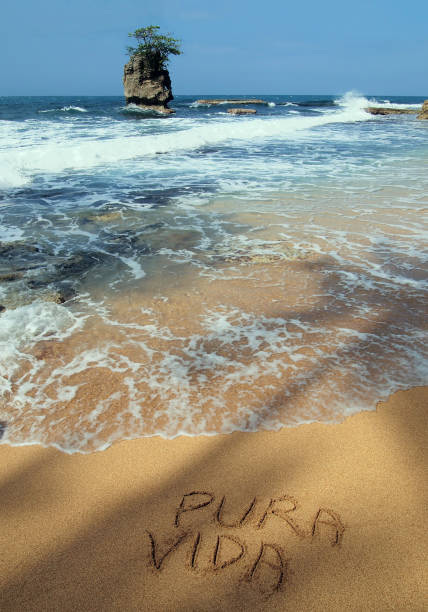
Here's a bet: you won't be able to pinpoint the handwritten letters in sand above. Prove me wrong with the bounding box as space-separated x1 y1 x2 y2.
146 491 345 597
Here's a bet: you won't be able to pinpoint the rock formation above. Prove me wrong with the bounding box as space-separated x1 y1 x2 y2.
123 55 174 114
417 100 428 119
365 107 417 116
228 108 257 115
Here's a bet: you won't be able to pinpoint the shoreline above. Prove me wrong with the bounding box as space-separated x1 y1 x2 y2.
1 385 426 610
0 383 423 455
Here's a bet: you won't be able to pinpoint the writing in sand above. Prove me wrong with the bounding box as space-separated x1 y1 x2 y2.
146 491 345 597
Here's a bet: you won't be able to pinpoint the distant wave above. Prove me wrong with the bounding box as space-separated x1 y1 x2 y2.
120 104 167 117
39 106 88 113
295 100 336 107
190 100 268 108
189 101 232 108
335 92 422 111
367 99 422 109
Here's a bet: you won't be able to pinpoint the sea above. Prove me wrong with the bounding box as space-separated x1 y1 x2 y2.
0 92 427 452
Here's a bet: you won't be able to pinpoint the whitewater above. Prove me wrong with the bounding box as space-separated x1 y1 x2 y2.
0 92 427 452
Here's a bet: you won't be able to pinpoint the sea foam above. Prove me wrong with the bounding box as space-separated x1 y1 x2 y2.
0 93 371 189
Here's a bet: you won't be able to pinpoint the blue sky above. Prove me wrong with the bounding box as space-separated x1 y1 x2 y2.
1 0 427 95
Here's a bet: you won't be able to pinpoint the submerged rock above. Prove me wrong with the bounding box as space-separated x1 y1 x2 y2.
0 285 73 311
228 108 257 115
0 242 47 280
39 290 67 304
0 242 40 258
123 55 174 114
365 107 418 116
56 252 107 277
0 272 23 282
87 211 122 223
23 252 109 292
222 253 282 264
417 100 428 119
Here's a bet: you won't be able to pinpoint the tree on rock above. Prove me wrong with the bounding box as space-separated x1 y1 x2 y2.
127 26 182 71
123 26 181 114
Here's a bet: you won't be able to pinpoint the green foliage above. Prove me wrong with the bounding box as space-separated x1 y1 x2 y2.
127 25 182 71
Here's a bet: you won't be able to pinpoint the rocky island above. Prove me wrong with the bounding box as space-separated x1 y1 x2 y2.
123 56 174 114
123 26 181 115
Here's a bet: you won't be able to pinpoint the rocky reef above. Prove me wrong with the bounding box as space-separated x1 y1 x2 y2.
418 100 428 119
365 101 428 120
123 55 174 114
365 107 417 116
227 108 257 115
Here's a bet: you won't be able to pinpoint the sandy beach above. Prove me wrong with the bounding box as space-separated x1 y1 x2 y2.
1 6 427 609
0 385 426 611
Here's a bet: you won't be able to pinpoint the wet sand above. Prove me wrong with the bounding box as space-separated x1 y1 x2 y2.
0 385 427 611
5 231 427 451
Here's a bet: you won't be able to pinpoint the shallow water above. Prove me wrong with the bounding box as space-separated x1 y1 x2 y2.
0 92 427 452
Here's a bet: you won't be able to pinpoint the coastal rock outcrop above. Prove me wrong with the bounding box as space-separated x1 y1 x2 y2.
365 107 417 116
123 55 174 114
417 100 428 119
228 108 257 115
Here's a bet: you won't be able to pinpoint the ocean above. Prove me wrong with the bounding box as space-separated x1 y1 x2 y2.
0 92 427 452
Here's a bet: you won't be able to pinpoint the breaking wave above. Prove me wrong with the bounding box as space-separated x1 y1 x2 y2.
38 105 88 113
1 93 372 188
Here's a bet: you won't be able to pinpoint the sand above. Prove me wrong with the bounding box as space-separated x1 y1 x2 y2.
0 386 427 611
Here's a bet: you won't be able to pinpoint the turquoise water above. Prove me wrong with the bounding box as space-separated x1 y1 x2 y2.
0 93 427 451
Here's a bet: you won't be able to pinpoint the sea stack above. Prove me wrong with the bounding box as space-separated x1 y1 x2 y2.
123 55 174 114
417 100 428 119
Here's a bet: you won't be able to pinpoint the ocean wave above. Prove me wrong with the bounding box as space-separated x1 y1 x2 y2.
120 103 168 116
0 161 31 189
367 99 422 109
0 92 372 188
296 100 337 107
39 106 88 113
0 301 85 398
335 91 371 110
336 92 422 111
